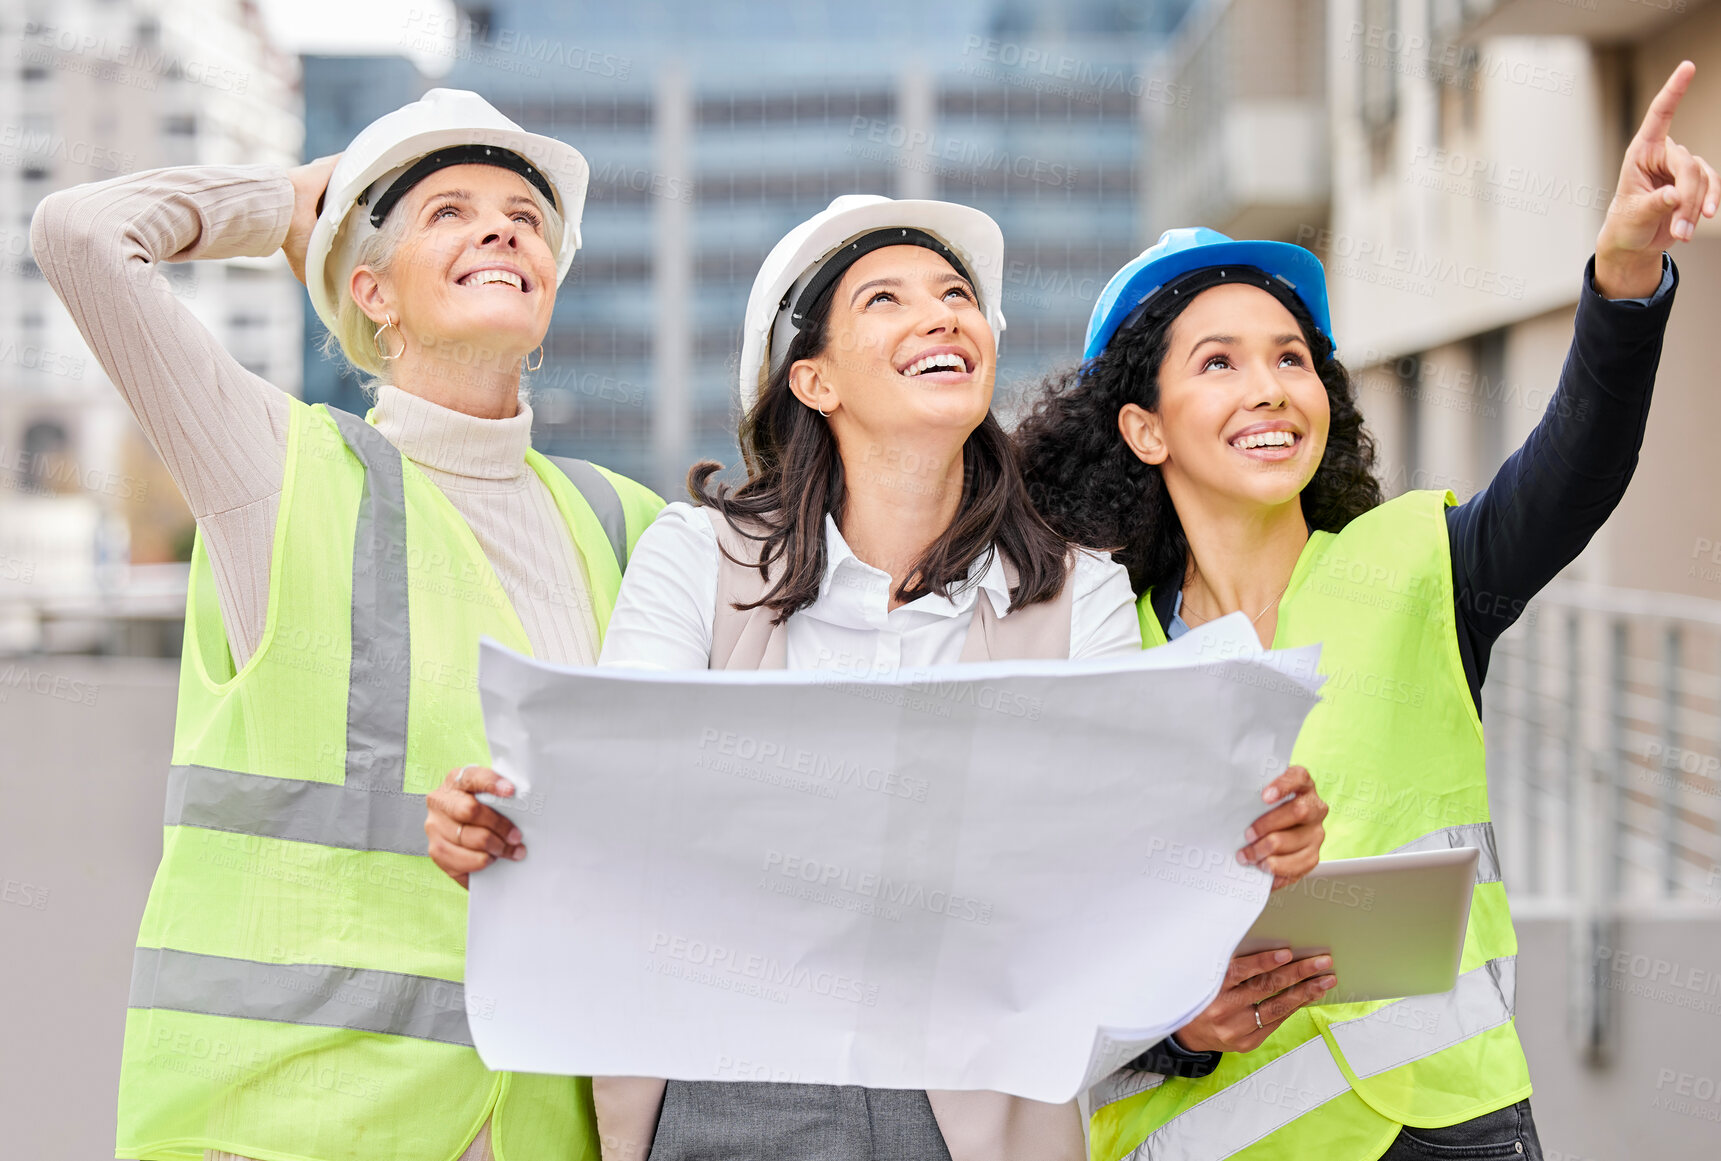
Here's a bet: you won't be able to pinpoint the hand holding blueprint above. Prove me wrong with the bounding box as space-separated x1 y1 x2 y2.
467 615 1322 1103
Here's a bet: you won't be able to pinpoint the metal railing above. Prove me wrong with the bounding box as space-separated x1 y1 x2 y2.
1484 580 1721 907
1482 579 1721 1062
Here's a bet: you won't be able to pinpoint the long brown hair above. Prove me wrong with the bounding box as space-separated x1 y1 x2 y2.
690 274 1071 623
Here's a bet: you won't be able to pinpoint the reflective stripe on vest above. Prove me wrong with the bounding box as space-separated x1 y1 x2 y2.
119 401 643 1160
159 418 637 863
162 763 428 856
137 413 647 1050
1392 822 1500 886
130 946 474 1047
1122 956 1518 1160
547 454 630 571
329 408 411 793
136 410 460 1047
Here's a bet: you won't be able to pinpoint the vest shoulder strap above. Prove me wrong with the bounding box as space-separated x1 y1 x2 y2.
960 552 1073 661
706 507 786 670
704 507 1075 669
545 455 630 573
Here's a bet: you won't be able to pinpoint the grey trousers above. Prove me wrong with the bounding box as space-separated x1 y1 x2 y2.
648 1081 953 1161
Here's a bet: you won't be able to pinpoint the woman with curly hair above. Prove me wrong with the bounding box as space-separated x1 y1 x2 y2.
1013 62 1712 1161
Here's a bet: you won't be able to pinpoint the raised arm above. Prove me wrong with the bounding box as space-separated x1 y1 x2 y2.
31 165 302 510
29 163 326 662
1448 62 1713 697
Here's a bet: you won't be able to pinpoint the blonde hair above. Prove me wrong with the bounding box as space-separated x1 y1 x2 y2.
320 182 563 394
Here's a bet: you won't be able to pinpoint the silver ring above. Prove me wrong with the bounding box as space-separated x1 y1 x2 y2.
1253 1005 1264 1030
455 765 471 791
457 824 466 846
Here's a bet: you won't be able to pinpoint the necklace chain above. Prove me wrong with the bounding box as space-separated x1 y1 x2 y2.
1182 579 1291 628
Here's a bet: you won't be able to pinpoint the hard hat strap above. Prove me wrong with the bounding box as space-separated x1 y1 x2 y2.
788 227 975 329
1114 265 1290 342
364 144 558 229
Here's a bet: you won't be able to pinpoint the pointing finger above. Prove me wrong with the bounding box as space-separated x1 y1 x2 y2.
1636 60 1695 149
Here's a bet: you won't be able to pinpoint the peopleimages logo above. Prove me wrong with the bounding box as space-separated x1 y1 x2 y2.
761 850 995 925
958 36 1190 106
697 728 930 802
1652 1068 1721 1123
648 930 880 1006
1293 225 1527 300
847 118 1078 189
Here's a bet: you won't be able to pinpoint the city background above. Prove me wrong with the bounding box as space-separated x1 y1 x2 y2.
2 0 1719 1156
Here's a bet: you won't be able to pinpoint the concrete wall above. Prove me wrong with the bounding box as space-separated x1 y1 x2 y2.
1514 912 1721 1159
1324 0 1609 360
1 657 176 1161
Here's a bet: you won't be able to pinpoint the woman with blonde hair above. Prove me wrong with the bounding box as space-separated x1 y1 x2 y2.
34 89 661 1161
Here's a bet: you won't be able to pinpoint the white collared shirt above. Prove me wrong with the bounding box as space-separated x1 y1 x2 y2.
599 502 1143 671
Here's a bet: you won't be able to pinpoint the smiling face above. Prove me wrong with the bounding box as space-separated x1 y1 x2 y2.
789 244 995 444
1120 282 1330 514
349 163 558 365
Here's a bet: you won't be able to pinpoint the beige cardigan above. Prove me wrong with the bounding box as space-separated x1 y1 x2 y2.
590 510 1088 1161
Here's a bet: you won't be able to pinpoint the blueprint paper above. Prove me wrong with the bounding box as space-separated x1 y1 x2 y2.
467 614 1322 1103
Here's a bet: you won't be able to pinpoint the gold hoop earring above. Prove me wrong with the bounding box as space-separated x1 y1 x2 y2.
374 315 403 362
525 346 544 372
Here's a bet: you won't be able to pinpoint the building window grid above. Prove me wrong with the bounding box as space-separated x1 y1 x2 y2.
526 68 1142 474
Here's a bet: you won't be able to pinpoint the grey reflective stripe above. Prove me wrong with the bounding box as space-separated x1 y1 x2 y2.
1391 822 1501 886
329 407 411 794
1125 956 1518 1160
1329 955 1517 1077
1090 1065 1165 1112
1124 1035 1351 1160
129 946 473 1047
162 413 424 855
163 764 429 857
548 454 629 571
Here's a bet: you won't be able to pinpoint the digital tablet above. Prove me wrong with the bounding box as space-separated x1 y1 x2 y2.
1237 847 1479 1004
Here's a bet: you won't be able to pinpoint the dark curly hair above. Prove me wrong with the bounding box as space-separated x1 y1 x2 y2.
1012 266 1383 596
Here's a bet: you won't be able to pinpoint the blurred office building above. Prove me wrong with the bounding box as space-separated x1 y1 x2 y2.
300 0 1200 493
0 0 302 651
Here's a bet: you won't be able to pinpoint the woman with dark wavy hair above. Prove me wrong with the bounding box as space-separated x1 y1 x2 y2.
1016 260 1382 600
429 194 1330 1161
1013 62 1712 1161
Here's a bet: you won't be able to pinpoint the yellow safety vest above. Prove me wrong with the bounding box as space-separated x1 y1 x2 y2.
1089 490 1531 1161
116 398 663 1161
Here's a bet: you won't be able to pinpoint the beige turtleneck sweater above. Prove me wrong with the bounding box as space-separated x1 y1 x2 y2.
31 165 600 669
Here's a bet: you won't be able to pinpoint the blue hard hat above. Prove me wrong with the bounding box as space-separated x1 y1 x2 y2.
1083 227 1334 361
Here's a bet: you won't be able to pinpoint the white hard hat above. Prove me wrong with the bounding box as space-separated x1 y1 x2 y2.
306 88 590 336
738 195 1007 412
